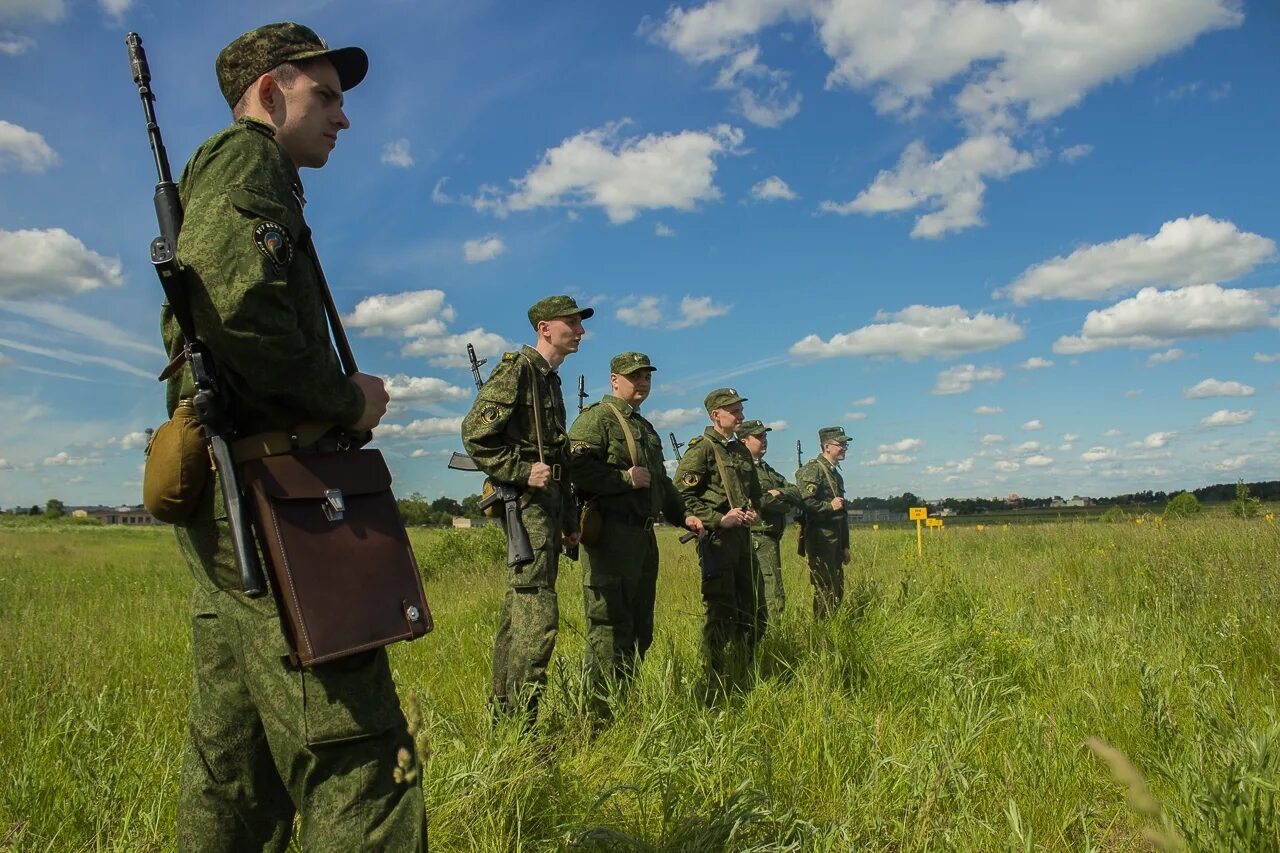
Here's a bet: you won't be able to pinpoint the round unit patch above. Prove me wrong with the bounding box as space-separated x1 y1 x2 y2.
804 483 818 496
681 472 701 487
253 221 292 270
481 405 500 424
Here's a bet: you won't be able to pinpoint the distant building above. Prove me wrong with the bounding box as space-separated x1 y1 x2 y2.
1050 496 1092 508
74 505 164 525
452 516 498 529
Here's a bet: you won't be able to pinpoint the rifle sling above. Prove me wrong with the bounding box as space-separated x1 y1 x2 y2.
602 402 639 468
708 440 739 510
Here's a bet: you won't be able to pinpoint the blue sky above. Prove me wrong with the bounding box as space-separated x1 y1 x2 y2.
1 0 1277 507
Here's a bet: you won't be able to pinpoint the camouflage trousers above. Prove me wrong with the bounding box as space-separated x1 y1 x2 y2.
804 527 845 620
175 478 425 852
699 527 763 692
751 529 785 626
491 485 564 723
580 519 660 715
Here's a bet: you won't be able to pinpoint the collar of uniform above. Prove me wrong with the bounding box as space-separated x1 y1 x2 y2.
520 344 555 377
703 425 737 446
819 455 840 472
234 117 306 202
602 394 635 417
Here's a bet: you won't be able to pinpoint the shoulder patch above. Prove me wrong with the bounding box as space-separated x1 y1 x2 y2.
480 405 499 424
571 441 594 456
681 472 701 488
805 483 818 496
253 221 292 271
501 352 518 363
687 435 704 448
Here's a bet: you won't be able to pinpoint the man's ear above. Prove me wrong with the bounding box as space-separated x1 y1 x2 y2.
253 74 279 113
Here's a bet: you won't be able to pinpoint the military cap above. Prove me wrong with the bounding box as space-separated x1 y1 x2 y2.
737 419 771 438
704 387 747 414
819 426 853 445
527 295 594 328
216 22 369 108
610 351 656 376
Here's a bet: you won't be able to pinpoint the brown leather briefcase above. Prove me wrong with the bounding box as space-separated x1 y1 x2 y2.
241 448 432 667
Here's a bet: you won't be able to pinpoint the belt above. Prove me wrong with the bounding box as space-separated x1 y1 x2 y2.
599 509 658 530
231 422 344 464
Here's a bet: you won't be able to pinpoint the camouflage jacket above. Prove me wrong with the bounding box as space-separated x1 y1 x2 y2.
567 395 685 525
461 345 576 526
752 458 802 539
797 456 847 533
163 117 363 430
675 427 761 530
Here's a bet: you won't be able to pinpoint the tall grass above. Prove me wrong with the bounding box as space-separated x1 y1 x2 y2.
2 516 1277 851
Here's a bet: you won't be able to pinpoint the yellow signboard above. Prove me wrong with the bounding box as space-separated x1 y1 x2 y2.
909 507 927 520
926 517 943 528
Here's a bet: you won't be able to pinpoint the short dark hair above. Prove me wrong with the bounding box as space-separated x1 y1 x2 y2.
230 58 315 117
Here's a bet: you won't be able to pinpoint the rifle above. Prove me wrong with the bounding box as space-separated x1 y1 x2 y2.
561 374 591 561
576 374 588 413
126 33 264 597
795 440 807 558
448 343 534 568
667 432 698 544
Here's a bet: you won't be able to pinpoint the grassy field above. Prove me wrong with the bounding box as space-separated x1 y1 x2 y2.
2 515 1278 851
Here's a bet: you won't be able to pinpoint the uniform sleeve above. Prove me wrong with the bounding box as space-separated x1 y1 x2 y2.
675 442 724 529
797 463 838 519
179 180 363 427
567 408 633 496
744 451 763 510
461 362 532 486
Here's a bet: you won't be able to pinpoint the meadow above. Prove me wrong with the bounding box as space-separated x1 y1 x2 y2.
1 513 1277 851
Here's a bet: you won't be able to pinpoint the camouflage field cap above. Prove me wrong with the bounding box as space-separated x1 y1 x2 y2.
819 426 853 445
737 419 771 438
527 295 594 327
704 387 747 413
216 22 369 108
610 351 656 376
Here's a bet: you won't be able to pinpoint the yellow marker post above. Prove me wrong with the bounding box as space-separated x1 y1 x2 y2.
909 506 927 556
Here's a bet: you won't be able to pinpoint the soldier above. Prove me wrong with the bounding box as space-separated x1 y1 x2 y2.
163 23 424 850
675 388 763 695
461 295 588 725
567 352 703 716
797 426 854 619
737 420 802 627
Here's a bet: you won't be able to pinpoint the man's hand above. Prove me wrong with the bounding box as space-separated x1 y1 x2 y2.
684 516 705 537
528 462 552 489
564 532 582 547
350 373 389 431
842 548 851 566
831 497 845 511
742 508 760 525
718 507 748 528
628 466 651 489
768 488 782 498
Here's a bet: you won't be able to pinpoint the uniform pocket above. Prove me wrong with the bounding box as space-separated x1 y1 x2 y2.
300 649 402 745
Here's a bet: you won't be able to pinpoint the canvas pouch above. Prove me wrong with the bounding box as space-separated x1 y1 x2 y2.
143 399 210 523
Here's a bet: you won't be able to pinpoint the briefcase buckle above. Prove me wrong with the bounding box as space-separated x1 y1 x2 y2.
323 488 345 522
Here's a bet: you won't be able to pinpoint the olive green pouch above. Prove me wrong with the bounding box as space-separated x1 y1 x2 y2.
143 400 211 523
579 500 603 546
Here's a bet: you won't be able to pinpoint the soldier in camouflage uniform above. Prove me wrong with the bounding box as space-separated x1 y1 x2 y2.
675 388 763 693
162 24 425 851
567 352 703 716
737 420 802 627
461 295 588 724
797 426 854 619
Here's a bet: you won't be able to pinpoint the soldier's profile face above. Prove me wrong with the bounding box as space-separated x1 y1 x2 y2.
743 433 766 458
541 315 584 356
826 440 847 460
274 59 349 169
613 370 651 406
711 403 743 432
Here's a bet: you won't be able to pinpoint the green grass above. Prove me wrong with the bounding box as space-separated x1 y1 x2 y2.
2 517 1278 851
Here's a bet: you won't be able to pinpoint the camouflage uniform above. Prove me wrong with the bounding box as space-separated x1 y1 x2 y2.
737 421 801 625
162 24 424 852
462 342 580 721
567 353 688 713
675 391 763 688
797 427 853 620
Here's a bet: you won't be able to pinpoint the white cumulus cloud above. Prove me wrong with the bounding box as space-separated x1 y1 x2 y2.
1130 431 1176 449
0 228 121 299
981 433 1004 445
1024 455 1053 467
993 460 1020 472
463 235 506 264
1200 409 1252 427
973 405 1002 415
1184 378 1255 398
616 296 663 327
749 176 797 201
0 120 57 172
381 138 414 168
376 417 464 439
865 453 914 466
1021 357 1053 370
670 295 732 329
1060 144 1093 163
382 374 471 406
647 407 706 430
932 363 1004 395
1253 352 1280 363
790 304 1022 361
877 438 923 453
477 121 744 224
1053 284 1279 354
1000 215 1276 303
344 290 513 369
1147 348 1187 366
655 222 677 237
852 396 876 406
1021 419 1042 431
1080 446 1116 462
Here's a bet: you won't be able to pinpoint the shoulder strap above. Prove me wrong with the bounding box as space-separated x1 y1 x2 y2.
602 402 638 467
708 440 738 509
519 353 545 463
818 458 840 497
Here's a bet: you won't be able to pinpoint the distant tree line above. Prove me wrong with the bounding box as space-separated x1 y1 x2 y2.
396 492 486 527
